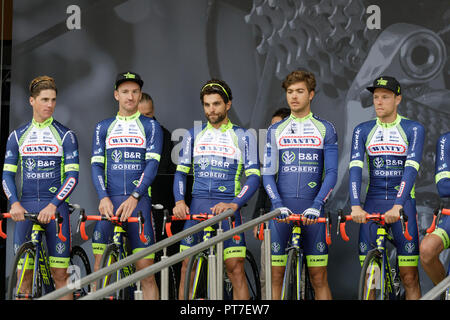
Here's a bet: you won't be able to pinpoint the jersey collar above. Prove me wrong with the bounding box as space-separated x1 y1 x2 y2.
376 113 401 128
290 112 313 122
116 111 141 121
206 119 233 132
32 117 53 129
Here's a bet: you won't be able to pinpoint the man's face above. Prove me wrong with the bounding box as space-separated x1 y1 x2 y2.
138 100 154 118
373 88 401 119
203 93 230 125
286 81 314 115
29 89 56 122
114 81 142 114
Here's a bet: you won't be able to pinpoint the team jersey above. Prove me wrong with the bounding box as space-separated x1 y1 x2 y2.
2 117 79 206
262 112 338 211
91 111 163 199
435 132 450 198
349 114 425 206
173 120 260 208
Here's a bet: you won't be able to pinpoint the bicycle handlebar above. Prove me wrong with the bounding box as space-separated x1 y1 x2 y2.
162 210 240 241
0 212 66 242
76 209 146 244
336 209 412 242
426 205 450 234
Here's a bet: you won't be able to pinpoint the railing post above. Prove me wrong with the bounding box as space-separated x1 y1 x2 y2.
216 220 224 300
208 249 217 300
160 247 169 300
264 220 272 300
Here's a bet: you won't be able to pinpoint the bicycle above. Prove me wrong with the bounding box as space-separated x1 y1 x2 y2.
424 205 450 300
337 209 412 300
257 211 332 300
77 210 146 300
1 212 66 299
163 211 261 300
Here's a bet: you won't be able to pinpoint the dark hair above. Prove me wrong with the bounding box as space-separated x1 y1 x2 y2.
282 70 316 93
200 79 232 104
272 107 290 119
140 92 153 103
29 76 57 98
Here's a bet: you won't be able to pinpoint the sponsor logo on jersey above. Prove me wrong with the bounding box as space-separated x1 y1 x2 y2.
194 143 236 157
107 135 144 147
21 144 59 155
367 143 406 155
278 135 321 147
56 177 76 200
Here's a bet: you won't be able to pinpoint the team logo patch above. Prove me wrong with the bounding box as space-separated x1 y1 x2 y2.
21 144 59 155
278 136 321 147
107 136 144 147
367 143 406 155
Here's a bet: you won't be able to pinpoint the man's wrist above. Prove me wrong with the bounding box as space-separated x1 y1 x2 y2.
130 191 141 201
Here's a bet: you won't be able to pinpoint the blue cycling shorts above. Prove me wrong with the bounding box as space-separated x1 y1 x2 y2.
179 197 246 260
270 198 328 268
358 198 419 267
91 195 156 259
430 212 450 250
13 200 71 268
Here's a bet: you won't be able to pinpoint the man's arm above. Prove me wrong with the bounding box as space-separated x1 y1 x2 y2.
262 125 283 209
230 129 260 209
50 131 79 207
394 122 425 206
435 133 450 198
2 131 20 205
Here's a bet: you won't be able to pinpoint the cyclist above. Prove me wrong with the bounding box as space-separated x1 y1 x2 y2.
173 79 260 300
420 132 450 288
262 70 338 300
349 75 424 299
91 71 163 299
2 76 79 299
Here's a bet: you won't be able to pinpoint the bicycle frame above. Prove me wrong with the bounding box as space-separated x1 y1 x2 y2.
337 210 411 300
279 213 331 300
0 212 66 299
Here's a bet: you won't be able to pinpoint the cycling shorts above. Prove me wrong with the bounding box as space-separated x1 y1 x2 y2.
358 198 419 267
179 197 246 260
270 198 328 268
13 200 71 268
91 195 156 259
431 214 450 249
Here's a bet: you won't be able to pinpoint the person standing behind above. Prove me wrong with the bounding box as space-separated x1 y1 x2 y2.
2 76 79 299
420 132 450 290
263 70 338 300
90 71 163 299
349 76 424 299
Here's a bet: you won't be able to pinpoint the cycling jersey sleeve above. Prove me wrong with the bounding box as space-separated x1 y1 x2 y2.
262 125 284 209
348 124 366 207
231 129 260 209
311 121 338 211
173 128 194 202
394 122 425 206
132 119 163 196
91 121 109 200
435 133 450 198
50 130 79 207
2 131 20 204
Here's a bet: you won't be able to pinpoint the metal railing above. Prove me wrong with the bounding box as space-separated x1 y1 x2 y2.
420 275 450 300
39 208 280 300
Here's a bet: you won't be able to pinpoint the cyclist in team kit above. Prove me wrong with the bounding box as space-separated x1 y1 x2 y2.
2 76 79 300
173 79 260 300
90 71 163 299
262 70 338 300
420 132 450 288
349 76 424 299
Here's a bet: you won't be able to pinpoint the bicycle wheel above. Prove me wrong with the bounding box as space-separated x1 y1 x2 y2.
98 243 134 300
183 252 208 300
358 249 387 300
7 242 41 299
282 249 314 300
69 245 92 299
